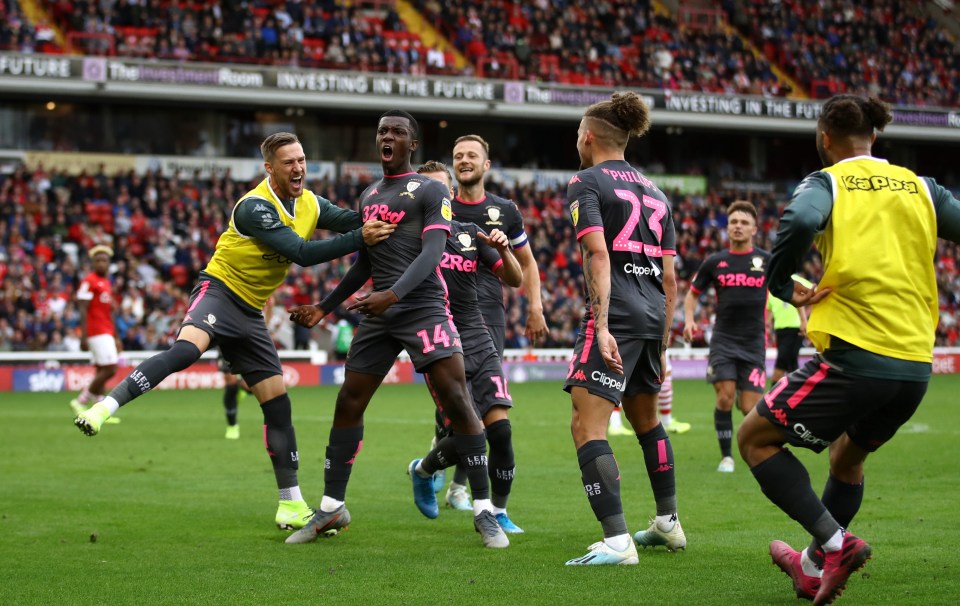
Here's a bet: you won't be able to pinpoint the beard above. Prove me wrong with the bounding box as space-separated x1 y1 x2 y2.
457 172 484 188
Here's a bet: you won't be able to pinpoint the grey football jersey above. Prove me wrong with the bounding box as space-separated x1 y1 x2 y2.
359 172 453 309
567 160 676 339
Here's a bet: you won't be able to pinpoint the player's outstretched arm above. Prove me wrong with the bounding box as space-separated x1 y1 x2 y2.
314 197 396 248
236 198 363 266
315 195 363 233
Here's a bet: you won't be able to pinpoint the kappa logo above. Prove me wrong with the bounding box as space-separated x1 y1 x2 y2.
456 232 475 250
366 187 379 197
771 408 788 426
841 174 919 194
253 203 268 213
571 369 587 382
717 260 729 268
569 174 581 185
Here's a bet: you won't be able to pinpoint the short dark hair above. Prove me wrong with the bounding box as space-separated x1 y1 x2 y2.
261 132 300 162
380 109 419 138
819 95 893 139
727 200 757 221
453 134 490 159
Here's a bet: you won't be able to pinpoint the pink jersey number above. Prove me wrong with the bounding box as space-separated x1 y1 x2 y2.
490 375 512 400
611 189 666 256
416 324 452 354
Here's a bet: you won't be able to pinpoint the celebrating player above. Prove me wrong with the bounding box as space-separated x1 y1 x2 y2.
74 132 393 531
406 160 525 533
286 111 509 549
432 134 548 510
739 94 960 604
563 92 683 566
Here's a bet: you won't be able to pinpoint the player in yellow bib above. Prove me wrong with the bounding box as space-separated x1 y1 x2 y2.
74 132 394 534
737 95 960 604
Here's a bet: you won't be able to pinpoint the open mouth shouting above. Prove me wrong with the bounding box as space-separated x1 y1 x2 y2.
290 173 303 195
381 144 394 163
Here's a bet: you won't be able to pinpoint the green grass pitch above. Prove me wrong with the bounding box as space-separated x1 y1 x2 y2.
2 377 958 605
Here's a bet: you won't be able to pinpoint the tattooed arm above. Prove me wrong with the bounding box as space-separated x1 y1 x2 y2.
579 230 622 374
662 254 677 347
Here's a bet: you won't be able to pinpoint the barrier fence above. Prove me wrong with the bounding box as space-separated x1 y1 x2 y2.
2 348 959 393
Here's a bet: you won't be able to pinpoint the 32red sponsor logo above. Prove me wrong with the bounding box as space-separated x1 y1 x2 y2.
363 204 406 224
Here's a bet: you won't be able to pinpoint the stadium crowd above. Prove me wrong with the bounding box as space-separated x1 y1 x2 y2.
413 0 786 94
734 0 960 106
2 0 446 76
3 0 954 106
3 162 960 355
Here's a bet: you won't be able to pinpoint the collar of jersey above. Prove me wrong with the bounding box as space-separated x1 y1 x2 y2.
265 179 297 219
455 194 488 205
